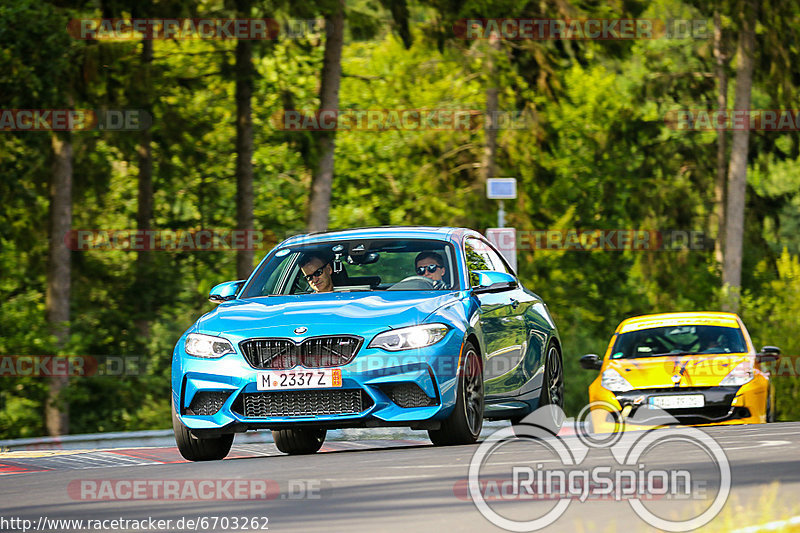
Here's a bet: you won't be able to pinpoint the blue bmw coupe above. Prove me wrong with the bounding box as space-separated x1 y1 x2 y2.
172 227 563 459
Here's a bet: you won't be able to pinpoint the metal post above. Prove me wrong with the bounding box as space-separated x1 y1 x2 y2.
498 200 505 228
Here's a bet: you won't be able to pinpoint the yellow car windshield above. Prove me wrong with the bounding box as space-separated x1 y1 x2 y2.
610 325 746 359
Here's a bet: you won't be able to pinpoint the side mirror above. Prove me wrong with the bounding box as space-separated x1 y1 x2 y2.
209 280 244 303
756 345 781 363
471 270 518 294
580 354 603 370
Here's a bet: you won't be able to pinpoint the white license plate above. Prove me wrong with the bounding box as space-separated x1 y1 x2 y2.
649 394 705 409
257 368 342 391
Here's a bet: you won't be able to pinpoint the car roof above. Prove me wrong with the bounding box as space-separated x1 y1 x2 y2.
616 312 741 334
279 226 473 246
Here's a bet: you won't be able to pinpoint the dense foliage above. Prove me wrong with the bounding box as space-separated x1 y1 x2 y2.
2 0 800 438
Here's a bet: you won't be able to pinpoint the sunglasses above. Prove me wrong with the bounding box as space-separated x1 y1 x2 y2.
416 264 443 275
303 267 327 282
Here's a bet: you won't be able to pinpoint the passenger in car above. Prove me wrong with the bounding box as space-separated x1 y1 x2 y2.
299 252 335 293
414 251 449 289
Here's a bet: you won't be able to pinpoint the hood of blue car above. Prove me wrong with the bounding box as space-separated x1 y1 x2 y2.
196 291 463 339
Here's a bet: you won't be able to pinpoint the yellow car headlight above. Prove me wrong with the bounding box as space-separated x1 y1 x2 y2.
601 368 634 392
719 361 754 387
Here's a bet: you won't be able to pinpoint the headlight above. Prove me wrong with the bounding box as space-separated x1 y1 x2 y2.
368 324 449 351
720 361 754 386
185 333 235 358
601 368 634 392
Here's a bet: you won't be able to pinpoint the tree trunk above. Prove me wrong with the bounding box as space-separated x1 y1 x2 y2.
46 132 72 436
307 0 345 233
480 34 501 186
722 0 757 312
135 38 154 338
235 0 255 279
713 10 728 268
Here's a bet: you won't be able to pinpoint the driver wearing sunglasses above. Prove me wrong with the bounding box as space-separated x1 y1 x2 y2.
299 252 334 293
414 251 449 289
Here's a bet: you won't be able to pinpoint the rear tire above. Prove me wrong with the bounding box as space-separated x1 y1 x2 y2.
511 341 564 436
273 428 326 455
172 402 233 461
539 342 564 410
428 342 484 446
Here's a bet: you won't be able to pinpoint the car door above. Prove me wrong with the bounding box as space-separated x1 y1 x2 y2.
464 237 530 396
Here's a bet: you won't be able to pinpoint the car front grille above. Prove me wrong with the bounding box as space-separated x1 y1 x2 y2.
240 390 371 418
187 391 232 416
240 336 363 369
611 386 747 425
624 406 750 425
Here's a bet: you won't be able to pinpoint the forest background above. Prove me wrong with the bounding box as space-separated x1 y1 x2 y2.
2 0 800 437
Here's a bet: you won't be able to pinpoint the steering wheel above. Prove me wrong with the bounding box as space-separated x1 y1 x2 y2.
388 275 436 290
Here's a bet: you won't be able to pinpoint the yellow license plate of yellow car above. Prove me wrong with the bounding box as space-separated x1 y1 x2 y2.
648 394 704 409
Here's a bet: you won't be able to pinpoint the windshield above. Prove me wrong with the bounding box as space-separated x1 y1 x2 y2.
240 238 459 297
610 325 747 359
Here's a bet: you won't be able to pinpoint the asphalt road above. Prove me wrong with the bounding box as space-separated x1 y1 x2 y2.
1 422 799 533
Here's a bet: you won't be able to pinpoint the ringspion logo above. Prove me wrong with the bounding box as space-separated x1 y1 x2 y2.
466 405 730 531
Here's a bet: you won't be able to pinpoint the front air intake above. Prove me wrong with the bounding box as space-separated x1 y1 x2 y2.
240 389 371 418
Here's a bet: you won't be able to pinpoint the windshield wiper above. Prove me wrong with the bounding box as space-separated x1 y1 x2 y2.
650 351 697 357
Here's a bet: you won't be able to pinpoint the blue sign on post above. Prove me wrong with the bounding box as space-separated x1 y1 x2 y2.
486 178 517 199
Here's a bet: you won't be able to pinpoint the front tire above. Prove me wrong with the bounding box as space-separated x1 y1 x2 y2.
428 342 484 446
766 388 775 423
273 428 326 455
172 402 233 461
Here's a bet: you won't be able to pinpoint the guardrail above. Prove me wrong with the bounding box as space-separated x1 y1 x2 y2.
0 421 536 452
0 429 176 451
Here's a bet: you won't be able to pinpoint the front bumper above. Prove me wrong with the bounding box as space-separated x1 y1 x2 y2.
588 376 769 433
171 333 464 433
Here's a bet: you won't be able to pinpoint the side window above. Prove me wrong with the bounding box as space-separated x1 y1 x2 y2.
481 241 512 275
464 238 491 287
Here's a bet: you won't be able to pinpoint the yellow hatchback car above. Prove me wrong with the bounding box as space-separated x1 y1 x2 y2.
580 312 780 432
